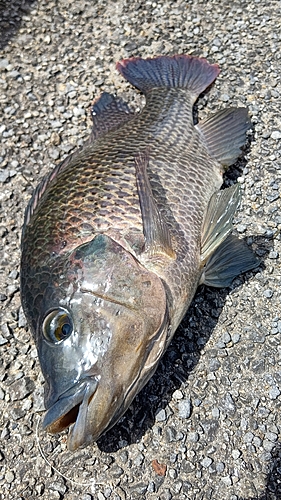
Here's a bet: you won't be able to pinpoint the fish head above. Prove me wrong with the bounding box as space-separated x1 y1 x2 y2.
25 234 169 450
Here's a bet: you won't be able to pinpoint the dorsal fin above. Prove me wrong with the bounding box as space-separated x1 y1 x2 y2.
89 92 135 141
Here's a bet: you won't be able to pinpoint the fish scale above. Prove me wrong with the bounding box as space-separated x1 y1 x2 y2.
21 54 259 450
23 88 217 293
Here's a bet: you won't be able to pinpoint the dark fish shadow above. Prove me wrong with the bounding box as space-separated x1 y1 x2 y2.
97 235 269 454
0 0 37 50
237 443 281 500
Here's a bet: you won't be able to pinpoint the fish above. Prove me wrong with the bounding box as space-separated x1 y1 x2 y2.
20 54 260 450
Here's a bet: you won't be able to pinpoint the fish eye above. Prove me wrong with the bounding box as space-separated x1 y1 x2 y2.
42 309 73 344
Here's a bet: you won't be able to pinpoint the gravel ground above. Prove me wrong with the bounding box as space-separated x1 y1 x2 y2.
0 0 281 499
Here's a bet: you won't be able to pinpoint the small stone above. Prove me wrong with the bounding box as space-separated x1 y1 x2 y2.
265 431 278 442
61 143 76 153
271 131 281 140
173 390 183 400
216 462 225 473
155 408 166 422
147 481 155 493
221 475 232 486
187 431 199 443
263 289 273 298
0 169 10 183
201 457 213 468
243 432 254 443
49 148 60 160
134 454 144 466
262 439 275 452
0 334 8 345
268 250 279 259
159 489 172 500
0 59 9 68
232 450 241 459
209 358 221 371
46 480 67 495
50 132 61 146
73 106 86 117
110 466 124 478
164 426 177 442
212 407 220 418
178 398 191 419
269 386 280 399
130 482 148 495
220 393 236 414
231 333 240 344
9 377 34 401
10 406 26 420
221 331 231 343
266 193 279 202
5 470 15 483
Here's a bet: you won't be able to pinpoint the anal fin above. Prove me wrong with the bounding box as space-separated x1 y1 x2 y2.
135 151 175 259
200 184 260 287
201 184 242 264
200 234 260 287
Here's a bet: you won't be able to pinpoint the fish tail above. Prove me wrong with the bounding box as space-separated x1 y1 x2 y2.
116 54 220 99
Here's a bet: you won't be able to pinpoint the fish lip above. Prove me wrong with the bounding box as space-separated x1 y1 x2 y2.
42 376 98 435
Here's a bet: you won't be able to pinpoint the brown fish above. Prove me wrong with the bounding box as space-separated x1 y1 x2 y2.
20 54 259 450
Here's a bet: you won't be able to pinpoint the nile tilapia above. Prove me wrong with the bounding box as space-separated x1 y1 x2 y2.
21 54 259 450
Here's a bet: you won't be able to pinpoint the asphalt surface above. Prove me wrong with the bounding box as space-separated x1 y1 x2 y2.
0 1 280 499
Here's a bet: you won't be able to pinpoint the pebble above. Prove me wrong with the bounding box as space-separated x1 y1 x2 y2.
9 378 35 401
271 131 281 140
5 470 15 483
178 398 191 419
155 408 166 422
268 250 279 259
201 457 213 468
232 450 241 459
243 431 254 443
186 431 199 443
216 463 225 473
269 386 280 399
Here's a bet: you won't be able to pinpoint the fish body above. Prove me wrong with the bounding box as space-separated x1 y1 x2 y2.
21 55 259 450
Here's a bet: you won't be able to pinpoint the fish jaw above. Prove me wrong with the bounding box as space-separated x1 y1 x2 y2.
42 376 99 439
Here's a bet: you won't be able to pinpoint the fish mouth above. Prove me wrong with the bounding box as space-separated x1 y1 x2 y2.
42 377 99 450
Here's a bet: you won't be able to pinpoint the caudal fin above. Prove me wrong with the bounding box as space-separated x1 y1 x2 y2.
116 55 219 100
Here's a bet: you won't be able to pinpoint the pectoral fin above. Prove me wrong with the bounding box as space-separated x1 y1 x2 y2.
196 107 251 167
200 184 260 287
135 151 175 259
